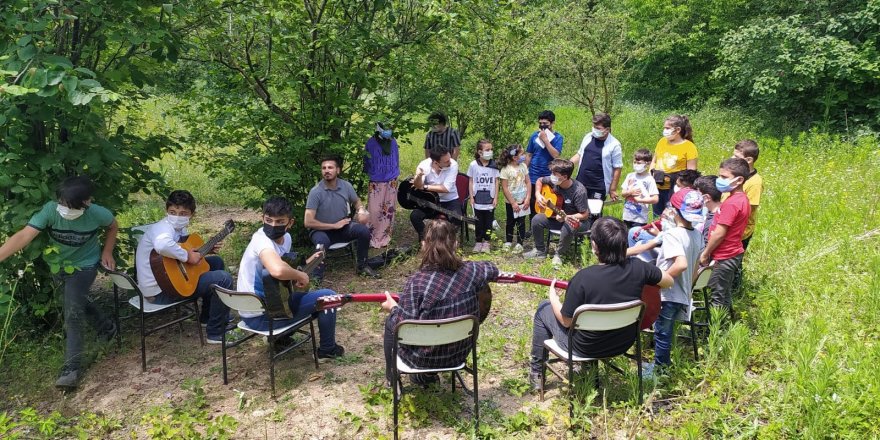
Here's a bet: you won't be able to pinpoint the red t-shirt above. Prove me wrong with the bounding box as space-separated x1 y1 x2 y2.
708 191 751 260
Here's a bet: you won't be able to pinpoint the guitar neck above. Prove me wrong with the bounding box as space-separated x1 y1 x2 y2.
197 229 231 255
495 272 569 290
407 193 477 224
317 293 400 311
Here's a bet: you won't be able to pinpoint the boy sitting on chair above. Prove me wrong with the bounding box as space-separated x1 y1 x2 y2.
237 196 344 360
135 190 233 344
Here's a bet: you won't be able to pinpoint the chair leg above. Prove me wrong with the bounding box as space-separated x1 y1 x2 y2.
113 285 122 351
392 369 400 440
309 319 319 369
193 302 205 346
636 333 643 406
268 333 276 398
222 327 229 385
689 322 699 361
140 310 147 373
568 358 574 421
540 348 547 401
472 354 479 435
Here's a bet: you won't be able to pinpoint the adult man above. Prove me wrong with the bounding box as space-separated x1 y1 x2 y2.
423 111 461 160
523 159 591 267
304 156 378 278
569 112 623 202
410 145 462 240
525 110 564 218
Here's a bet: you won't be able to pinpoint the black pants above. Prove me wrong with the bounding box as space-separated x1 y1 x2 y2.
505 203 527 243
410 200 462 240
474 209 494 242
310 223 371 268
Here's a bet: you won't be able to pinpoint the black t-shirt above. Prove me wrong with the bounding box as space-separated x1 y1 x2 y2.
577 137 605 190
561 258 662 358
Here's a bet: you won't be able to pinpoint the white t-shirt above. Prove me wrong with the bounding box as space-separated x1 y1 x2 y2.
135 219 188 297
236 228 292 318
621 171 660 224
416 158 459 202
655 226 702 311
466 160 500 211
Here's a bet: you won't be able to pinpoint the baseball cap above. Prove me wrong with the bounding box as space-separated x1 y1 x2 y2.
670 188 704 223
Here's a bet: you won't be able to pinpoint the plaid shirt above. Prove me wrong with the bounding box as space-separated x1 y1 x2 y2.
390 261 499 369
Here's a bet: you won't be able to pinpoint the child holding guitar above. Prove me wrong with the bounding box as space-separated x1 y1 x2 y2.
523 159 591 267
135 190 234 345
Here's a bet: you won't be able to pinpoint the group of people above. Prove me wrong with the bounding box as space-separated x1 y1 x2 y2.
0 109 764 399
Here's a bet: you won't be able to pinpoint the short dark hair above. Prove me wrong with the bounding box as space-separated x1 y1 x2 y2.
538 110 556 123
634 148 652 162
676 169 702 188
428 145 450 162
590 217 627 265
320 155 343 169
166 190 196 212
720 157 750 180
735 139 760 162
262 196 292 218
428 111 447 125
548 159 574 179
57 175 94 210
694 176 721 202
592 112 611 128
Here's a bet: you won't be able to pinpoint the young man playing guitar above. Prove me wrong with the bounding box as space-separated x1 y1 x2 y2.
238 196 344 360
304 155 378 279
380 220 498 386
410 145 462 241
523 159 592 267
135 190 234 345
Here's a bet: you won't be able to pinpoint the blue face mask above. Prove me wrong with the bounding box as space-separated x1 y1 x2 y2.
517 155 526 164
715 177 736 193
379 129 393 139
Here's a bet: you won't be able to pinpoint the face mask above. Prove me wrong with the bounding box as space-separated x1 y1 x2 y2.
592 128 606 138
263 223 287 240
716 177 736 193
165 214 190 230
481 151 493 160
633 163 647 173
662 128 674 137
538 124 550 131
517 155 526 164
379 129 393 139
57 204 85 221
549 175 561 185
439 166 450 172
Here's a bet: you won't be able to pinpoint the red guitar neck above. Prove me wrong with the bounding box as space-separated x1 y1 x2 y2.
494 272 569 289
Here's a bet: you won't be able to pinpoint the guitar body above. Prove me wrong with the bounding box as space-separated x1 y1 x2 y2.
397 178 440 211
640 284 661 330
149 234 209 298
538 185 562 217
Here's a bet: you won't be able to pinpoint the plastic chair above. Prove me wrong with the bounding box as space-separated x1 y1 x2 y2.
327 240 357 271
544 199 603 265
106 269 204 372
455 173 471 243
212 285 318 397
540 300 645 417
391 315 480 440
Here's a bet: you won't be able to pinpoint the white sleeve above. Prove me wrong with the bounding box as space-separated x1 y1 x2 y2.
442 162 459 193
467 161 477 178
647 178 659 196
152 225 188 262
611 141 623 168
577 135 589 159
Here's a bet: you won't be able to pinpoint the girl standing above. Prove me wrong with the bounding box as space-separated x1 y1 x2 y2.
498 144 531 253
651 115 698 217
364 122 400 248
467 139 500 253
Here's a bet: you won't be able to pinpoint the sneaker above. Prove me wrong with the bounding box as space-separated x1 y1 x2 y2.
317 344 345 362
528 370 543 392
513 243 524 254
523 248 547 259
358 265 380 279
207 328 247 346
55 367 80 390
503 242 513 251
472 243 483 253
551 254 563 268
97 320 118 344
201 313 236 328
481 242 491 253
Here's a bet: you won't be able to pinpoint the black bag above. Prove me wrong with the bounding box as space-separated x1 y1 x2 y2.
651 169 667 185
364 245 417 269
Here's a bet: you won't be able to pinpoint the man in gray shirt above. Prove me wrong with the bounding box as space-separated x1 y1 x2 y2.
305 156 379 278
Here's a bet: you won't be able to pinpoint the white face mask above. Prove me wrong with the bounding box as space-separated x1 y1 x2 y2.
481 151 493 160
662 128 675 137
633 163 647 173
592 128 607 138
549 175 561 185
57 204 85 221
166 214 190 230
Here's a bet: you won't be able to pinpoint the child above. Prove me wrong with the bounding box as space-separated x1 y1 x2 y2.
693 175 721 249
651 114 698 217
627 170 701 260
620 148 659 229
498 144 531 253
725 140 763 250
0 175 118 389
467 139 500 253
700 158 751 312
135 190 233 344
640 190 704 376
674 169 702 193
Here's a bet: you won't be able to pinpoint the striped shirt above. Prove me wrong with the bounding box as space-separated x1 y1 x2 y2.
390 261 499 369
424 127 461 152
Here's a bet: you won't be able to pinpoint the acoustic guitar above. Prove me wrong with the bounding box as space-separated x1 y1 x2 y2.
149 219 235 298
264 244 326 319
536 185 582 229
397 178 477 224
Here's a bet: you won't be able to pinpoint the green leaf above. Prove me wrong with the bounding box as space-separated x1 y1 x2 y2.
16 35 32 47
0 114 6 126
162 3 173 14
62 76 78 94
43 55 73 69
80 79 100 89
47 70 65 86
74 67 96 78
23 68 47 89
1 85 36 96
36 86 59 97
17 45 36 61
91 5 103 16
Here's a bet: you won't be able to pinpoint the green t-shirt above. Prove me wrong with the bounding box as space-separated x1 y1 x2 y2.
27 201 115 269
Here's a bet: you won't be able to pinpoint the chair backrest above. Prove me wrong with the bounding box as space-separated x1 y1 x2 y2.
587 199 604 216
396 315 477 346
455 173 470 208
693 266 713 291
213 285 266 314
571 300 644 332
107 270 139 291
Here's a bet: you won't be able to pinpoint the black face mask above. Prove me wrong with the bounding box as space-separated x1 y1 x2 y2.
263 223 287 240
538 124 550 131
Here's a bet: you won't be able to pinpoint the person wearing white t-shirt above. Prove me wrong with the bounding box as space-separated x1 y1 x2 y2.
237 196 344 360
466 139 500 253
620 149 660 228
410 145 462 240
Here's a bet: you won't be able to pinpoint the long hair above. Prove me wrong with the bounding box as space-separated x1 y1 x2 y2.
419 220 463 272
665 114 694 142
497 144 522 169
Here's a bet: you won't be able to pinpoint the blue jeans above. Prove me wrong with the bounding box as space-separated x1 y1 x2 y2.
628 226 659 262
654 301 688 365
242 284 338 353
151 256 232 340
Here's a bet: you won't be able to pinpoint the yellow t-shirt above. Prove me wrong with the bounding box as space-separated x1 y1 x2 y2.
654 138 698 174
722 171 763 239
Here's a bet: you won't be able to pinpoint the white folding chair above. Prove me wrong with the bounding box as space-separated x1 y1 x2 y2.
541 300 645 417
327 240 357 271
212 285 318 397
391 315 480 440
106 269 203 372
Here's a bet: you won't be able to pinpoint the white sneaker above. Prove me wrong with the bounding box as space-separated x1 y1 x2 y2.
472 243 482 253
513 243 524 254
551 254 563 267
523 249 547 259
503 242 513 251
